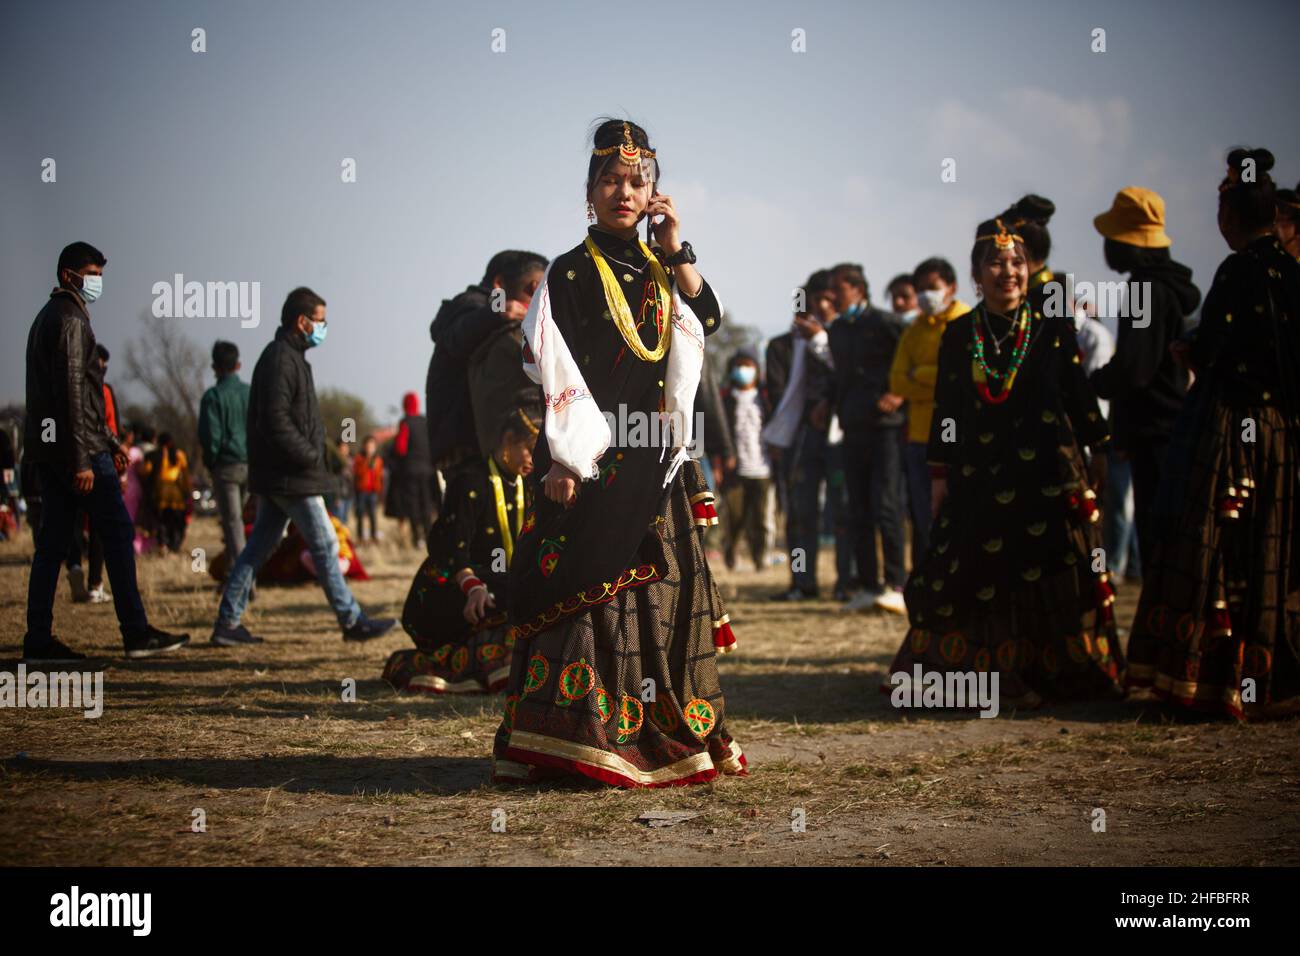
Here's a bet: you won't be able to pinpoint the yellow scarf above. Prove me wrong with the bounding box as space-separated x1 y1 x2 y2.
583 235 673 363
487 457 524 566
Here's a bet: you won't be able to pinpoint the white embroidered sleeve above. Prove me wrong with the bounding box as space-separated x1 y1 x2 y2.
520 263 611 480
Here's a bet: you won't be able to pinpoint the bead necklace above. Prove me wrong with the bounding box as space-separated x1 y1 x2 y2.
971 301 1034 404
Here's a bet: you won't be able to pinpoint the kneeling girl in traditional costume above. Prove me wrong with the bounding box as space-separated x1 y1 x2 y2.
492 118 745 787
383 414 537 694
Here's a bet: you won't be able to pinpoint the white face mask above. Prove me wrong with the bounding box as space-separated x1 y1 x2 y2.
79 273 103 303
917 289 947 316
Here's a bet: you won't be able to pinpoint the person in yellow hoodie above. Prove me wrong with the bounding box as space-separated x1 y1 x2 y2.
889 257 968 560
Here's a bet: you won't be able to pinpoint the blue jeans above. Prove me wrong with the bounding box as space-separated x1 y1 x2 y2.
1103 454 1141 579
902 441 932 560
28 452 148 641
217 493 361 629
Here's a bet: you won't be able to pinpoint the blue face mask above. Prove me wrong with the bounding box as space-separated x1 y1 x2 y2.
731 365 757 386
305 320 327 348
79 274 103 303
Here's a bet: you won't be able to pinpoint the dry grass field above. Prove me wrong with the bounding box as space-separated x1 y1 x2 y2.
1 514 1297 866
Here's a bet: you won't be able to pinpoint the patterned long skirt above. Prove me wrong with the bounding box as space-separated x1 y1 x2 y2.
382 614 513 694
1127 399 1300 720
492 462 746 788
884 441 1125 709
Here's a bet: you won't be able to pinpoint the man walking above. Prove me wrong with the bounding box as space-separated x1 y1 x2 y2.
210 287 395 646
23 241 191 660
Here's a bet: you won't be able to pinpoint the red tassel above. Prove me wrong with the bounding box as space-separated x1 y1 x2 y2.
1096 577 1115 624
713 620 736 653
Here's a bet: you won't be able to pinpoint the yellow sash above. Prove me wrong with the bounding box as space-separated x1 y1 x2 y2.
583 236 673 363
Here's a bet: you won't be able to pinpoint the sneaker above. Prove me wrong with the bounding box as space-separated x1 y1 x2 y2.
123 626 191 659
832 585 852 602
874 588 908 615
88 586 111 604
768 587 816 602
67 565 90 603
342 614 397 642
841 588 883 612
21 635 88 662
210 623 265 646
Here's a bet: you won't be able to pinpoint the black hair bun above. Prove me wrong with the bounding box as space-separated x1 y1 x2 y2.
1226 146 1275 177
1009 194 1056 225
590 116 652 151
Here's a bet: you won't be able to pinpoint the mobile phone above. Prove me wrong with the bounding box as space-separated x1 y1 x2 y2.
646 183 659 246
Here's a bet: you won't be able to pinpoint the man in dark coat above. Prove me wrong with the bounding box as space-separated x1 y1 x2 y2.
815 262 907 613
23 241 190 661
426 250 547 473
466 254 548 465
210 287 395 646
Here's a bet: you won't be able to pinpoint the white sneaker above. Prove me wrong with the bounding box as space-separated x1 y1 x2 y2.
67 565 90 603
874 588 907 615
841 589 881 612
88 586 111 604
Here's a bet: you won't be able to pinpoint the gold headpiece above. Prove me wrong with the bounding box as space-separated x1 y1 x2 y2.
592 121 655 167
975 218 1023 250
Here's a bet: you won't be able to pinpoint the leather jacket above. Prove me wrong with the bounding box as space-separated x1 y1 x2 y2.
24 288 118 472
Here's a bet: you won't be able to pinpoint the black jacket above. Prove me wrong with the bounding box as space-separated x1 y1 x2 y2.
1089 259 1200 451
24 288 117 472
816 305 907 433
426 284 497 470
468 322 543 458
247 327 330 497
765 332 794 412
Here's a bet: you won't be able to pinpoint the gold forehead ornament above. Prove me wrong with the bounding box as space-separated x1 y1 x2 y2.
975 218 1023 250
592 121 656 167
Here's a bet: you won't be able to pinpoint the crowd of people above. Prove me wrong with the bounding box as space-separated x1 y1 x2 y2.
10 116 1300 789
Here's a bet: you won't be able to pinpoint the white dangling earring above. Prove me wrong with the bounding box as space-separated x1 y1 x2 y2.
586 200 596 224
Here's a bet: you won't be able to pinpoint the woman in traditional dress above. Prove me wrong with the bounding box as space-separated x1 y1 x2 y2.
1126 148 1300 719
491 118 745 787
383 414 537 694
884 217 1124 708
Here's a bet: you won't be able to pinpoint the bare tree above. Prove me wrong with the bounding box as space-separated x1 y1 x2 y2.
122 312 208 472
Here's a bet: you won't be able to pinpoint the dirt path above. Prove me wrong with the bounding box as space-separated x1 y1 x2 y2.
1 521 1297 866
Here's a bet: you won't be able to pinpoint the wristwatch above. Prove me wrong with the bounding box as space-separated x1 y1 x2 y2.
665 241 696 266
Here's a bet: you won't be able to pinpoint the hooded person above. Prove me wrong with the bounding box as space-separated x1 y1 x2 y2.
1088 186 1202 569
392 391 435 548
426 251 548 474
465 254 548 461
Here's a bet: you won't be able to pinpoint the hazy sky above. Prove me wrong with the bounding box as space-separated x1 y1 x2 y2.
4 0 1298 421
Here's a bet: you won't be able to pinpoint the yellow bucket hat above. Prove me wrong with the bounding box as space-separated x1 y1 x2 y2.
1094 186 1172 248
